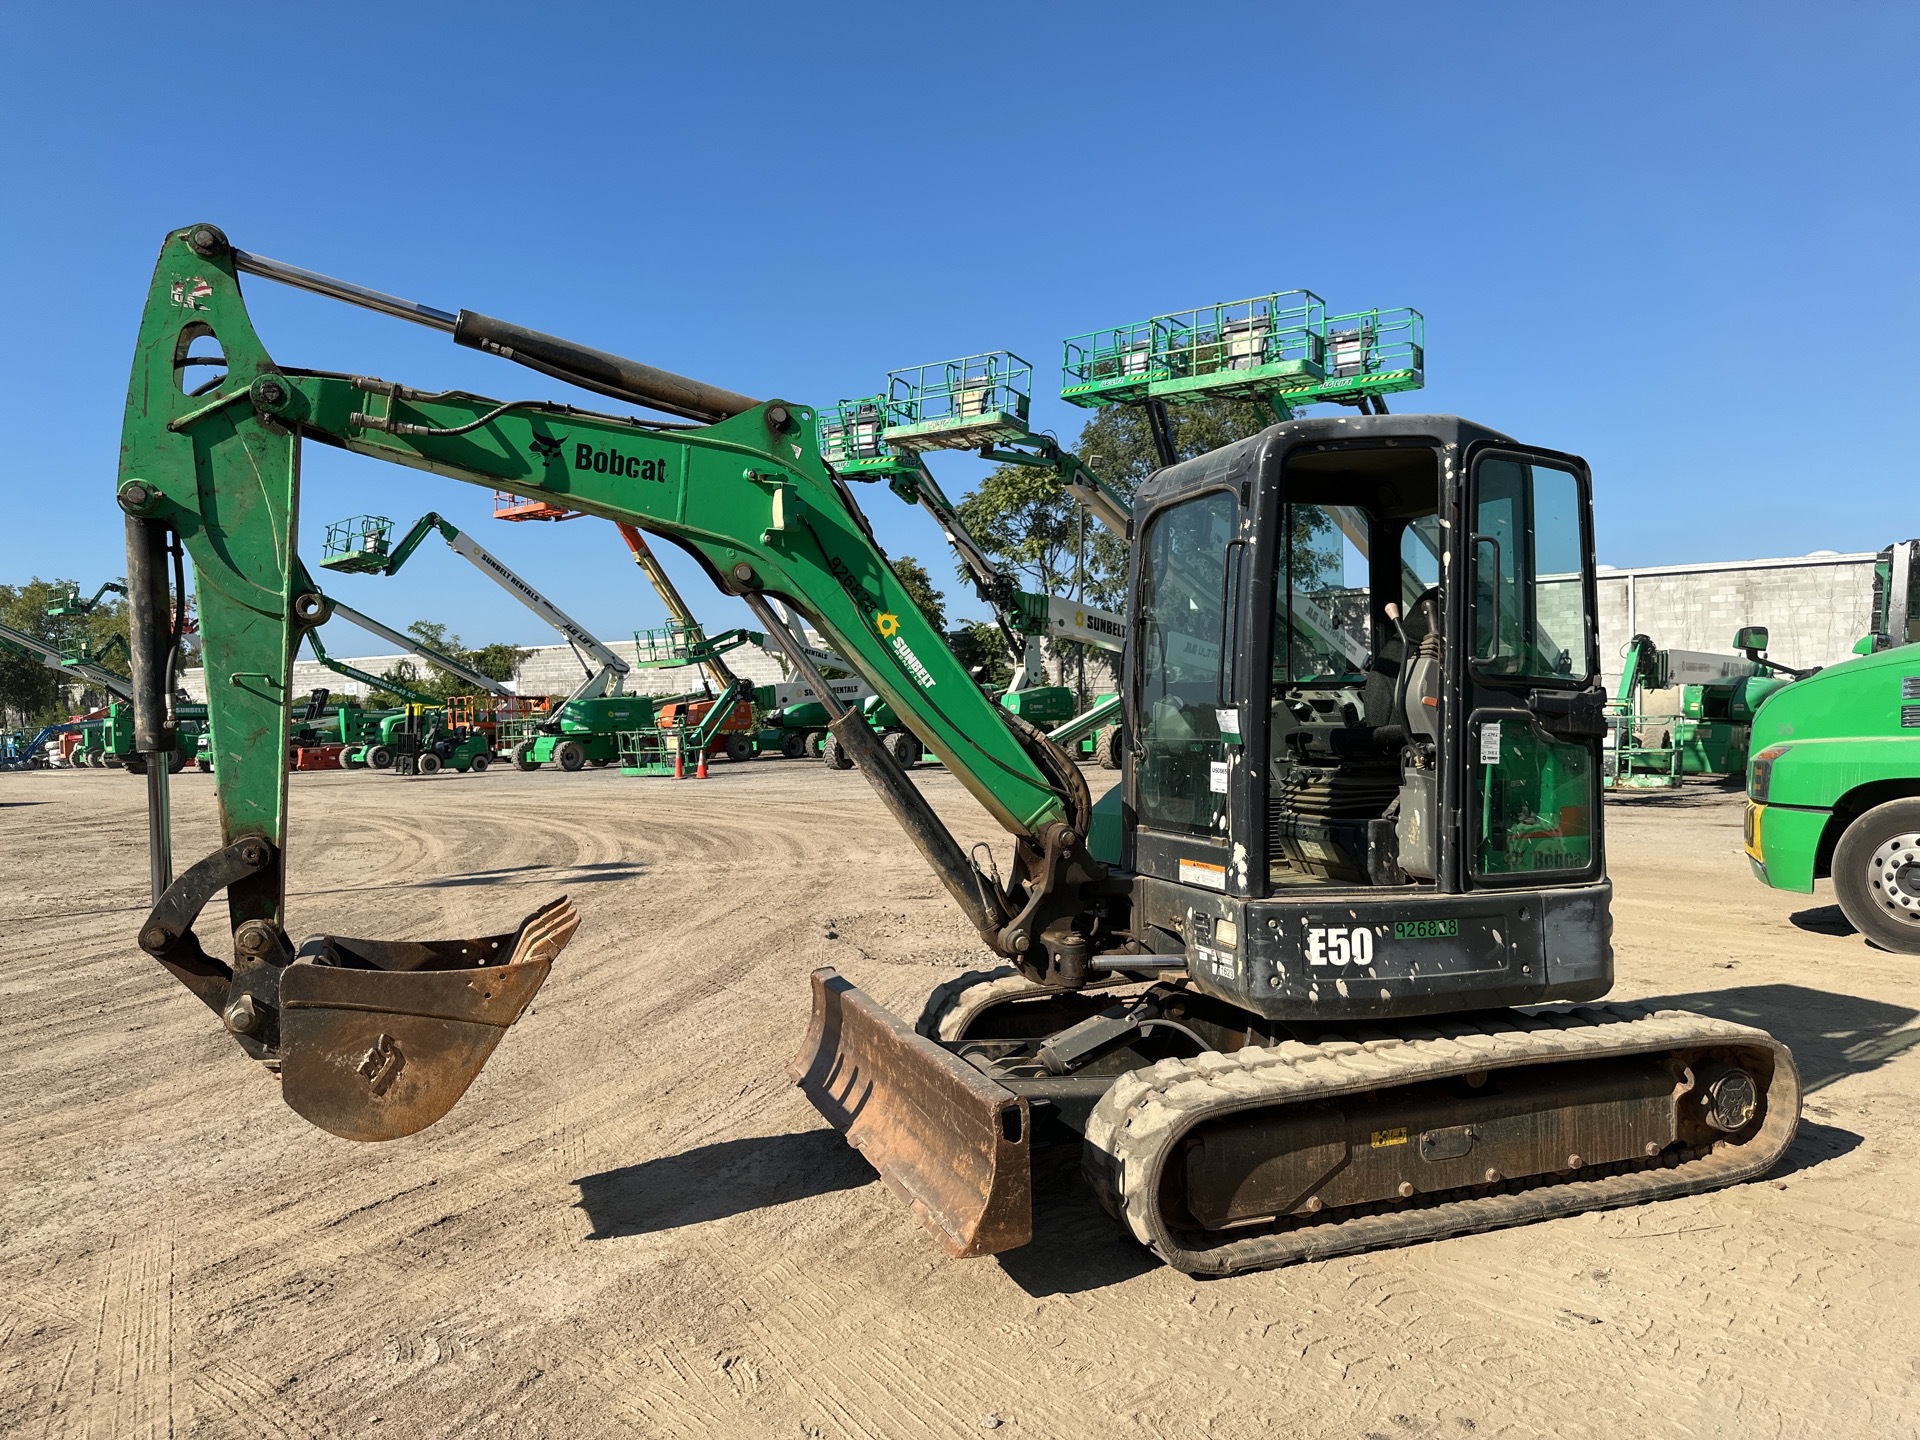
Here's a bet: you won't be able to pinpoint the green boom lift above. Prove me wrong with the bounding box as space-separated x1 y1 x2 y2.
1604 634 1797 790
1746 539 1920 951
114 225 1798 1276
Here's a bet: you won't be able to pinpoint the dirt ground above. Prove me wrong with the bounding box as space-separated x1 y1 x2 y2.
2 761 1916 1439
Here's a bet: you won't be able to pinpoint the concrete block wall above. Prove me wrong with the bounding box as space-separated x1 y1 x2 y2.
1594 553 1877 692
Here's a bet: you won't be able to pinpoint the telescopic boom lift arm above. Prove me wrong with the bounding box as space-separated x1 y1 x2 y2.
0 619 135 701
305 630 438 707
330 511 627 701
319 597 514 697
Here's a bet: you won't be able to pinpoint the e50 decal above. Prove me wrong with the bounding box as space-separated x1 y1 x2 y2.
1306 926 1375 967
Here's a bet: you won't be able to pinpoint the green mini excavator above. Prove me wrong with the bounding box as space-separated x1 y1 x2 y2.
114 225 1799 1274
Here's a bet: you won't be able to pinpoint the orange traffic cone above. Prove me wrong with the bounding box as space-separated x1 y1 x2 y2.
673 747 684 779
695 750 709 779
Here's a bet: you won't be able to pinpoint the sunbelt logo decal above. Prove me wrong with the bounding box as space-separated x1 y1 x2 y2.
825 563 937 692
875 612 937 690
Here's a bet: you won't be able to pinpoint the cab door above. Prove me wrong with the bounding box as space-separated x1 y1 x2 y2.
1460 448 1606 887
1126 486 1244 895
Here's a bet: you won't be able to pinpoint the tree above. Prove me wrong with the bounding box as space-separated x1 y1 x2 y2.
950 399 1274 685
0 578 137 726
947 620 1012 692
890 555 947 632
955 398 1270 613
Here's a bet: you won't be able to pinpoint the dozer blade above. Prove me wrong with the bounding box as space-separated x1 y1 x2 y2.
278 897 579 1142
790 968 1031 1258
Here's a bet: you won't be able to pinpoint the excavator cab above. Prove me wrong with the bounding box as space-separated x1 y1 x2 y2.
1122 416 1612 1021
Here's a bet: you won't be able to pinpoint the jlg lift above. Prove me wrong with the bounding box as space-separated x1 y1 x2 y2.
114 226 1798 1275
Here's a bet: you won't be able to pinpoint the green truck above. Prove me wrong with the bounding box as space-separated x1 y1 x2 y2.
1745 540 1920 951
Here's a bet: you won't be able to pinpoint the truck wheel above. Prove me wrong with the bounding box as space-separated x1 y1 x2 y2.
780 731 808 760
511 740 540 771
555 740 587 772
806 730 827 758
417 752 443 775
124 754 147 776
468 752 490 774
1096 725 1123 770
197 758 212 773
884 729 920 769
821 732 854 771
1833 797 1920 955
725 733 754 763
367 745 395 770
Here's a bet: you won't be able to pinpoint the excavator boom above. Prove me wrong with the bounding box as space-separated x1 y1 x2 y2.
114 226 1111 1250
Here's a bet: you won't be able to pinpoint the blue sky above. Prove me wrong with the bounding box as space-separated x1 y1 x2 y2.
1 3 1913 648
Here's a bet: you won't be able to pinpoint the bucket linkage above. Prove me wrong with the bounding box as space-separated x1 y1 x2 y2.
138 837 577 1141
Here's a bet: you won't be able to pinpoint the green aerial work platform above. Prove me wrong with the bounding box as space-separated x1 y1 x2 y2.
1061 292 1424 422
880 352 1033 452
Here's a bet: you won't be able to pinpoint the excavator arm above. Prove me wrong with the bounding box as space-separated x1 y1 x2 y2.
116 226 1119 1205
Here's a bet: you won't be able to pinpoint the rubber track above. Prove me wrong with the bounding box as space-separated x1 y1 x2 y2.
1083 1003 1801 1276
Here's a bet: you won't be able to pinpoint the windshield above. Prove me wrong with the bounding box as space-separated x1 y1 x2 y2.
1471 456 1591 683
1277 503 1371 682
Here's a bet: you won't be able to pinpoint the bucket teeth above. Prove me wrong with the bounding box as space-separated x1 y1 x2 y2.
276 897 578 1142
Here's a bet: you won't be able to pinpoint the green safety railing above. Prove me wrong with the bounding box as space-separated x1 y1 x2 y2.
883 352 1033 451
1063 291 1326 408
1309 307 1425 401
1153 290 1328 401
631 622 766 669
321 515 395 571
1061 294 1424 413
821 394 910 476
1060 316 1181 406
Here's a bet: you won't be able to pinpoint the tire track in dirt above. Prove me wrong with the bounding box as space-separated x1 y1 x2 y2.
8 770 1920 1438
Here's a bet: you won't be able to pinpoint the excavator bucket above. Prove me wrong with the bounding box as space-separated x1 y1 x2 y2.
790 968 1031 1258
278 898 579 1141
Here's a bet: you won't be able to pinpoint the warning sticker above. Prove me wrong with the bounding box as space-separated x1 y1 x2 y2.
1479 721 1503 765
1209 760 1229 793
1371 1126 1409 1149
1179 858 1227 891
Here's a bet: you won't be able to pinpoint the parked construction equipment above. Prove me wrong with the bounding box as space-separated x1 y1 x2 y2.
1746 539 1920 952
1 721 74 770
1604 633 1796 790
114 226 1798 1276
1062 290 1425 467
